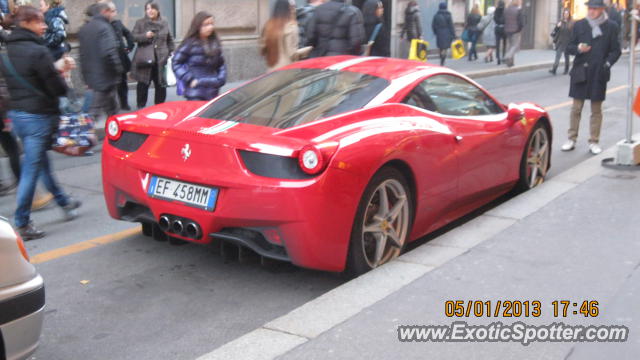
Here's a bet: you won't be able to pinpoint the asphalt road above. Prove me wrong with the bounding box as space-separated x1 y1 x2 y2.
0 59 635 360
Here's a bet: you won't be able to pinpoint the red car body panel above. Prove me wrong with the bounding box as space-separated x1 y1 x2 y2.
102 57 551 272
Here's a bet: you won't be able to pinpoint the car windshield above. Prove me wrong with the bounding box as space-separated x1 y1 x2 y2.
198 68 389 129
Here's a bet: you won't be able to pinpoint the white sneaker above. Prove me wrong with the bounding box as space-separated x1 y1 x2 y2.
588 143 602 155
561 140 576 151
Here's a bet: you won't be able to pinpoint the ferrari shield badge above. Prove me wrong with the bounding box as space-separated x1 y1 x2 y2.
181 144 191 161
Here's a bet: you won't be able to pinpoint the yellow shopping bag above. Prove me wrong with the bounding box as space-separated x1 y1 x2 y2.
451 39 466 60
408 39 429 62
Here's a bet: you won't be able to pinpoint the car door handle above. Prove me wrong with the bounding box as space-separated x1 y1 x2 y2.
455 135 463 143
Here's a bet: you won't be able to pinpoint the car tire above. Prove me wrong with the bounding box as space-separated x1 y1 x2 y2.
515 122 551 192
141 222 152 237
346 167 413 277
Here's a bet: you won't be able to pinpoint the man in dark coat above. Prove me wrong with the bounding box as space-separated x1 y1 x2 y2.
306 0 365 57
562 0 621 155
78 2 123 122
109 6 135 110
297 0 325 48
432 2 455 66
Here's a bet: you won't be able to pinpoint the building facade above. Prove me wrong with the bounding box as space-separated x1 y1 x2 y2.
12 0 605 82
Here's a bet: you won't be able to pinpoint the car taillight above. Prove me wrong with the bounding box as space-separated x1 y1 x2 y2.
297 142 338 175
107 117 121 140
14 230 29 262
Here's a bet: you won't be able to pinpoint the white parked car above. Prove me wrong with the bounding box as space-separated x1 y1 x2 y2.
0 217 44 360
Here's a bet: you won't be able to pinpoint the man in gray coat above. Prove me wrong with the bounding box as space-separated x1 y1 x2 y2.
503 0 524 67
78 2 123 122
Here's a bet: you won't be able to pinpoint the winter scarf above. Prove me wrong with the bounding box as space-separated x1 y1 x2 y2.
586 12 607 39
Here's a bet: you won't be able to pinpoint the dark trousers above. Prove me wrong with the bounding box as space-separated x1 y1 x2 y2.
0 129 21 181
495 32 507 64
117 72 130 109
136 65 166 108
468 31 479 60
552 48 570 73
89 88 119 124
438 49 447 66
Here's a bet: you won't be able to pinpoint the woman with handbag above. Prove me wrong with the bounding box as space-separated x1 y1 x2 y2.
261 0 298 72
172 11 226 101
549 8 573 75
0 5 80 239
131 1 174 109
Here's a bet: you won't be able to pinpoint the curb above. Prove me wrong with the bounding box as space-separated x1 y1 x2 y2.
195 136 638 360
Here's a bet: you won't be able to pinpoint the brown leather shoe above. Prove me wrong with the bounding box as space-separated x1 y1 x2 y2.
17 222 45 240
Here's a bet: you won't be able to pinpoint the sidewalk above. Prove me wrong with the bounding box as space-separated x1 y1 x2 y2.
198 142 640 359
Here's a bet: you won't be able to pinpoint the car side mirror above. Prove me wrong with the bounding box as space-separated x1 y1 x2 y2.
507 104 524 123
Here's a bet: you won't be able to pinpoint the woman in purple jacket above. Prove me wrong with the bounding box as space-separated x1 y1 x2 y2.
172 11 226 101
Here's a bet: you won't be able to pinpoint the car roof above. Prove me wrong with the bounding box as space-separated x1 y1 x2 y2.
284 56 455 81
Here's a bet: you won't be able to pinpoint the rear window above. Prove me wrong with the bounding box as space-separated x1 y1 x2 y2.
198 69 389 129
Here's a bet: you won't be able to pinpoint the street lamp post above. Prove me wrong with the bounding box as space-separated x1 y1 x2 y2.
614 6 640 166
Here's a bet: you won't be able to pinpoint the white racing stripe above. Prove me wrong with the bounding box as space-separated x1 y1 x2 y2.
198 121 239 135
327 56 380 71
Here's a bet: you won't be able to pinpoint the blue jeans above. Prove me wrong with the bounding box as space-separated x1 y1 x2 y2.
9 110 70 228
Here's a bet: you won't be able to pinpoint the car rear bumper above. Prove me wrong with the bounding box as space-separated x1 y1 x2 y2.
0 275 45 360
102 147 365 272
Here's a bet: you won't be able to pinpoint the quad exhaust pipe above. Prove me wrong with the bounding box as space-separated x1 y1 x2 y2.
186 222 201 239
158 216 170 232
172 220 184 234
157 215 201 239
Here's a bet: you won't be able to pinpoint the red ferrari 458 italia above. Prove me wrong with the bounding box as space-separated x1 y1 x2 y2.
102 56 551 275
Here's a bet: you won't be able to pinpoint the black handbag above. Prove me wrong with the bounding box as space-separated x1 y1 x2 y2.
570 63 588 84
133 44 156 68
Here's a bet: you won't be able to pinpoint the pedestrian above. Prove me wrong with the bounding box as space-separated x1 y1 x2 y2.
549 8 573 75
465 3 482 61
296 0 324 48
172 11 226 101
41 0 68 61
493 0 507 65
261 0 298 71
96 0 135 111
305 0 364 57
503 0 524 67
78 1 122 123
0 5 81 239
0 121 20 195
362 0 389 56
0 0 8 15
0 75 19 195
606 0 622 29
561 0 621 155
479 6 496 63
131 1 174 109
431 1 455 66
400 1 421 48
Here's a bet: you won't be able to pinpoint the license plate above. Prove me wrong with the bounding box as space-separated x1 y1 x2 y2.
147 176 218 211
